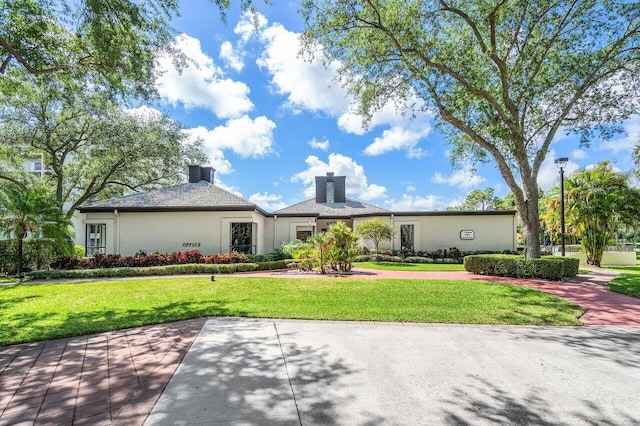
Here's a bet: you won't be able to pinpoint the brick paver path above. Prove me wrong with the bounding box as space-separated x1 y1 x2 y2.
0 318 205 426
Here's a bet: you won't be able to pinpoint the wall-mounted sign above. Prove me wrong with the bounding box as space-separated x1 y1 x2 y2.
460 230 475 240
182 242 201 248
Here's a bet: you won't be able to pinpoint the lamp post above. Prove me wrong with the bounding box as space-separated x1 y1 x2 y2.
554 157 569 256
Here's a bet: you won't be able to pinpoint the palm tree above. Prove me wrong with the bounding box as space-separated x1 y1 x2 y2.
565 162 640 266
0 181 71 276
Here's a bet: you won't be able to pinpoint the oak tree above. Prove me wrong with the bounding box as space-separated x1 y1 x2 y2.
301 0 640 257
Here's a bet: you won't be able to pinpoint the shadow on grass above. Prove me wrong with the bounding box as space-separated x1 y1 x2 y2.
488 285 584 325
606 274 640 298
0 300 247 346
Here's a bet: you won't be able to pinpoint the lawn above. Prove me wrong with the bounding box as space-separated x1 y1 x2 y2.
605 265 640 299
355 261 465 271
0 276 584 346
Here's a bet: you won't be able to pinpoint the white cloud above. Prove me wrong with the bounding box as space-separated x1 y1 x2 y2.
257 22 350 116
571 148 589 160
291 154 387 201
248 192 288 211
155 34 253 119
384 194 449 211
253 14 433 158
219 41 244 72
599 115 640 156
537 151 580 191
308 138 330 151
431 165 486 190
186 115 276 173
406 185 416 193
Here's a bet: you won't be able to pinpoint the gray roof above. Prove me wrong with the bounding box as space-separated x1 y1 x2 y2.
273 198 391 217
79 181 261 212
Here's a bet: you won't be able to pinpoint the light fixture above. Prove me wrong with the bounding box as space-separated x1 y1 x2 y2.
554 157 569 256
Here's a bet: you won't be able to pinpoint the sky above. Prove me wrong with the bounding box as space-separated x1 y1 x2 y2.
144 0 639 212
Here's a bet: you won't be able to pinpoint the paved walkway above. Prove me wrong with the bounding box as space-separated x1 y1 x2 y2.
0 268 638 425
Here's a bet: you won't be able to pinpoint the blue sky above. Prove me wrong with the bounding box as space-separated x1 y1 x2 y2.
144 0 638 212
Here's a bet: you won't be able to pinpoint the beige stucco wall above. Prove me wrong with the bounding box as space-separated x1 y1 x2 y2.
269 216 317 250
355 214 517 253
82 210 517 256
556 251 637 266
83 210 267 256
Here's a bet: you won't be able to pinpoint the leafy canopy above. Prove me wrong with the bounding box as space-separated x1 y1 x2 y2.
301 0 640 257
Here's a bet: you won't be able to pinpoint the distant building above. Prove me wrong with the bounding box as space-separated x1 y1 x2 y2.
78 166 517 256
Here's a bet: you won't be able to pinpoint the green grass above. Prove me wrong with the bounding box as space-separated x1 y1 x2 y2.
604 264 640 299
0 276 584 346
355 261 465 271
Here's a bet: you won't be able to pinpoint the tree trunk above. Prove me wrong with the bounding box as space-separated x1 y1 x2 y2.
16 236 24 277
516 178 542 259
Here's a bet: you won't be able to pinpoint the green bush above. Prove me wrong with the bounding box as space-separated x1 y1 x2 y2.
371 254 403 263
0 239 60 274
73 245 86 259
403 256 434 264
550 256 579 278
28 260 288 280
464 254 569 280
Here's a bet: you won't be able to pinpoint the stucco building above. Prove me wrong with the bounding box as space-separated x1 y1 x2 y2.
78 166 517 256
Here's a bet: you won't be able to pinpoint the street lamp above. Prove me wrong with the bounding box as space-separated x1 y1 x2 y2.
554 157 569 256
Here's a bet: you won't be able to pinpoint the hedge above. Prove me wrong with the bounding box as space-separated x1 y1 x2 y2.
463 254 578 281
28 260 288 280
0 239 60 274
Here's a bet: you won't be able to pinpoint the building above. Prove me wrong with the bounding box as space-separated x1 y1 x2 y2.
78 166 517 256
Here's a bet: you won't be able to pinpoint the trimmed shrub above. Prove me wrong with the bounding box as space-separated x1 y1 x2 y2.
29 260 288 280
403 256 433 264
464 254 568 280
550 256 579 278
371 254 403 263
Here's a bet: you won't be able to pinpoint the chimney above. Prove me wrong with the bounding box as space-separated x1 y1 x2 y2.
188 165 215 184
315 172 346 203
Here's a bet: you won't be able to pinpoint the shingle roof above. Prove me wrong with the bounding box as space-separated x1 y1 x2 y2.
273 198 391 217
79 181 260 212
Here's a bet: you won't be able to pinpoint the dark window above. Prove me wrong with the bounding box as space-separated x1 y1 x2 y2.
231 223 254 254
296 226 313 242
401 225 414 251
86 224 106 256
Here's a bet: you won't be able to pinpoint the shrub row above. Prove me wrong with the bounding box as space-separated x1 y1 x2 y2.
51 250 249 270
360 247 518 260
464 255 579 280
29 260 288 280
0 239 61 274
355 254 463 264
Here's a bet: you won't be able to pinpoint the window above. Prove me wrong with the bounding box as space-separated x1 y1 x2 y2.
231 223 254 254
400 224 415 251
296 226 313 242
86 224 106 256
34 162 42 171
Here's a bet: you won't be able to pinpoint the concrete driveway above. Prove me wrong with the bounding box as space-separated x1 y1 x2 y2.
146 318 640 425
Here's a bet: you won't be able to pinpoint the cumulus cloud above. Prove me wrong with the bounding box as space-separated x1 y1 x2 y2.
431 165 486 190
155 34 253 119
537 151 580 191
308 138 330 151
252 12 432 157
599 115 640 156
571 148 589 160
186 115 276 173
291 154 387 201
256 22 349 115
248 192 288 211
406 185 416 193
219 41 244 72
384 194 449 211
